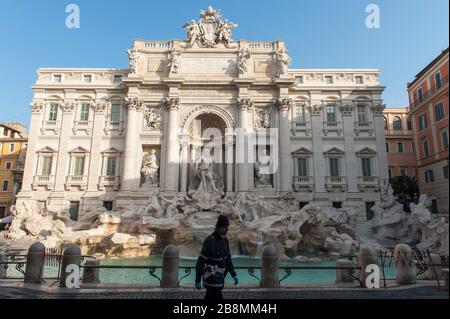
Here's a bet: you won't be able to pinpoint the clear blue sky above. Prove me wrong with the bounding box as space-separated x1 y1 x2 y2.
0 0 448 130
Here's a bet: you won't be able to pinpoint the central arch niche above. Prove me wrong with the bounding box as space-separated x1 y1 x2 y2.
180 110 235 194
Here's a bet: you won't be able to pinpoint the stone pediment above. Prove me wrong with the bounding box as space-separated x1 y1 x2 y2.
356 147 377 155
36 146 57 153
68 147 90 154
324 147 345 155
292 147 313 155
101 147 121 154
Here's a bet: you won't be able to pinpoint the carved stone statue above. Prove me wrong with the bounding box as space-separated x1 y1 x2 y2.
238 47 251 75
275 48 291 77
217 19 237 47
255 150 272 187
144 108 162 129
255 108 270 129
182 20 201 46
182 6 237 48
168 49 182 75
196 157 220 194
141 150 159 186
188 154 225 210
127 47 139 74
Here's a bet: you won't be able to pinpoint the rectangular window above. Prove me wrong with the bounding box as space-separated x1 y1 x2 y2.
325 76 333 84
425 170 434 183
386 142 390 153
295 76 304 85
2 181 8 191
418 88 424 102
435 72 442 89
407 120 412 130
361 158 372 177
41 156 53 176
103 201 113 211
83 75 92 83
5 162 12 170
73 157 85 176
388 168 393 180
442 131 449 150
53 74 62 83
444 166 449 179
326 105 336 122
418 114 427 131
69 201 79 222
423 139 430 157
296 105 306 124
355 76 364 85
0 207 6 219
435 102 445 121
397 143 404 153
110 104 121 123
49 103 59 121
9 144 14 152
297 158 308 177
114 75 123 83
329 158 340 177
333 202 342 209
80 104 90 121
357 105 367 123
106 157 117 176
400 168 407 177
366 202 375 221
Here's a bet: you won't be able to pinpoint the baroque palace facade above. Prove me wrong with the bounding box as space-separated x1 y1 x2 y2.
17 7 388 221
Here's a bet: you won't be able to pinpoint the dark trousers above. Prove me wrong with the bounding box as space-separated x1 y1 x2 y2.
205 287 223 300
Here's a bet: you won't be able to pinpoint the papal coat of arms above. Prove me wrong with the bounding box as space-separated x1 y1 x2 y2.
182 6 238 48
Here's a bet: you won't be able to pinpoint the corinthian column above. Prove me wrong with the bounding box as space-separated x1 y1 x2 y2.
121 98 143 191
163 98 180 193
277 99 294 192
237 98 253 192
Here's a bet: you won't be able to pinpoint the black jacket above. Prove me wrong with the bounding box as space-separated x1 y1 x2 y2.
195 231 237 289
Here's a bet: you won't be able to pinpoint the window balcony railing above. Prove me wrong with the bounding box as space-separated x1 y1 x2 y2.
65 175 88 190
323 121 340 128
410 75 449 110
355 122 373 128
99 176 120 191
357 176 380 192
293 176 314 192
327 176 346 184
32 175 55 190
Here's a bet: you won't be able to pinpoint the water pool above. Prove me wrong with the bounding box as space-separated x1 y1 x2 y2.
6 256 396 286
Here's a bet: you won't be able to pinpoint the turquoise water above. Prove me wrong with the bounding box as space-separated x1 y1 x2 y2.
6 256 396 286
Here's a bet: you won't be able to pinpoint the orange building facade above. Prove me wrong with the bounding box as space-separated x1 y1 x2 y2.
407 48 449 216
384 108 416 179
0 123 28 219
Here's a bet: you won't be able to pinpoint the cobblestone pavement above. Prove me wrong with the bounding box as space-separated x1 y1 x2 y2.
0 286 448 299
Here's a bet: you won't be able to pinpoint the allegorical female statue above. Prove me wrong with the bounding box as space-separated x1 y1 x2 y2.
141 149 159 186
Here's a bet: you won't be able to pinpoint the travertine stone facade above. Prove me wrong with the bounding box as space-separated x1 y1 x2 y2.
16 7 388 222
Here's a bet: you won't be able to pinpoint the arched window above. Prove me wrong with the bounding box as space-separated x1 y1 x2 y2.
393 116 402 131
384 117 388 130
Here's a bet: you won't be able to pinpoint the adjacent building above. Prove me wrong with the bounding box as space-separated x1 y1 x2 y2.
407 48 449 216
384 108 416 179
16 7 388 222
0 123 28 218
